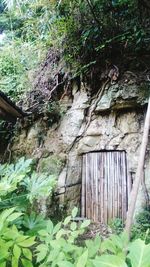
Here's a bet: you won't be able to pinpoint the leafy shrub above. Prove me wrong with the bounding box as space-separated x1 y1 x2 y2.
0 157 56 214
2 0 150 84
0 157 32 197
131 209 150 243
109 217 124 235
1 207 150 266
22 171 56 203
35 210 150 267
0 40 46 100
0 207 35 267
22 212 48 236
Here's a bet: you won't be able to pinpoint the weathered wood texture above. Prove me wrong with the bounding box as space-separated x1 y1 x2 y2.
82 151 129 223
0 91 25 122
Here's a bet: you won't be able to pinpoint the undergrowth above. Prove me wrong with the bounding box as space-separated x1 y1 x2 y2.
0 159 150 266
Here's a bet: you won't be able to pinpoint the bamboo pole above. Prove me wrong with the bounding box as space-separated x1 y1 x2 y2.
125 98 150 240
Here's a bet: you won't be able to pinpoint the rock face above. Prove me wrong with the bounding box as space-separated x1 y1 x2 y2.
11 76 150 219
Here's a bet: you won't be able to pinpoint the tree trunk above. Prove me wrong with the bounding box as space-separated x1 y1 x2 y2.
125 98 150 240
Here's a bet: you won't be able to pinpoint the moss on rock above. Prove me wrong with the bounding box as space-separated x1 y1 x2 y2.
38 154 65 176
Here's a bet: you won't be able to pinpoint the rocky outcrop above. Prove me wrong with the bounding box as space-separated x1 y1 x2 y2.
11 74 150 217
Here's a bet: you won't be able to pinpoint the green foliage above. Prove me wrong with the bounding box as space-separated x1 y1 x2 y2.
0 40 45 100
45 101 66 125
49 0 150 74
35 208 91 266
0 157 56 213
35 217 150 267
0 0 149 103
109 217 124 235
128 238 150 267
0 157 32 197
0 208 35 267
0 207 150 266
22 171 56 203
131 209 150 243
22 212 48 236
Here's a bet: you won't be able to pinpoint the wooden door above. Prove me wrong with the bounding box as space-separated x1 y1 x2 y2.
81 151 130 223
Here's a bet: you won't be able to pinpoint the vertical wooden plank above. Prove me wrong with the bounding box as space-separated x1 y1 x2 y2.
92 153 97 222
113 151 116 220
81 155 85 217
120 151 126 221
116 152 118 218
98 152 101 221
101 152 104 223
123 151 127 220
95 152 98 221
110 152 113 221
94 153 97 222
120 151 123 219
85 153 88 218
114 152 118 218
107 151 111 222
119 152 122 218
122 151 126 220
127 159 132 215
122 151 128 220
117 151 120 218
86 153 91 219
103 152 106 223
91 153 94 221
107 152 109 222
116 152 118 219
103 152 108 223
89 153 92 219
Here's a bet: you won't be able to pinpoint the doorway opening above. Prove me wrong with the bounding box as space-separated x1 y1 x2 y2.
81 151 131 223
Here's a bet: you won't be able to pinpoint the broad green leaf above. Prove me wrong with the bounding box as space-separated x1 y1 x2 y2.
80 220 90 229
57 261 74 267
101 239 117 254
92 255 127 267
16 236 28 243
0 248 9 260
38 230 48 237
128 239 150 267
0 262 6 267
12 256 18 267
13 244 21 260
0 208 15 221
68 236 75 244
46 247 60 262
22 248 32 261
21 258 33 267
18 237 36 247
50 238 66 250
0 208 15 230
110 234 125 251
86 235 101 258
8 212 22 222
71 230 80 238
64 216 71 226
47 220 54 234
36 244 48 262
70 222 77 231
76 250 88 267
3 228 19 240
71 207 78 218
56 229 66 239
53 222 62 235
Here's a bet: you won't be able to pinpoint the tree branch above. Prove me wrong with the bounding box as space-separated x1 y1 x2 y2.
85 0 101 29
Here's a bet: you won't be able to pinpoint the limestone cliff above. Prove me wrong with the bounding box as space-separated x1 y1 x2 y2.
4 69 150 217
